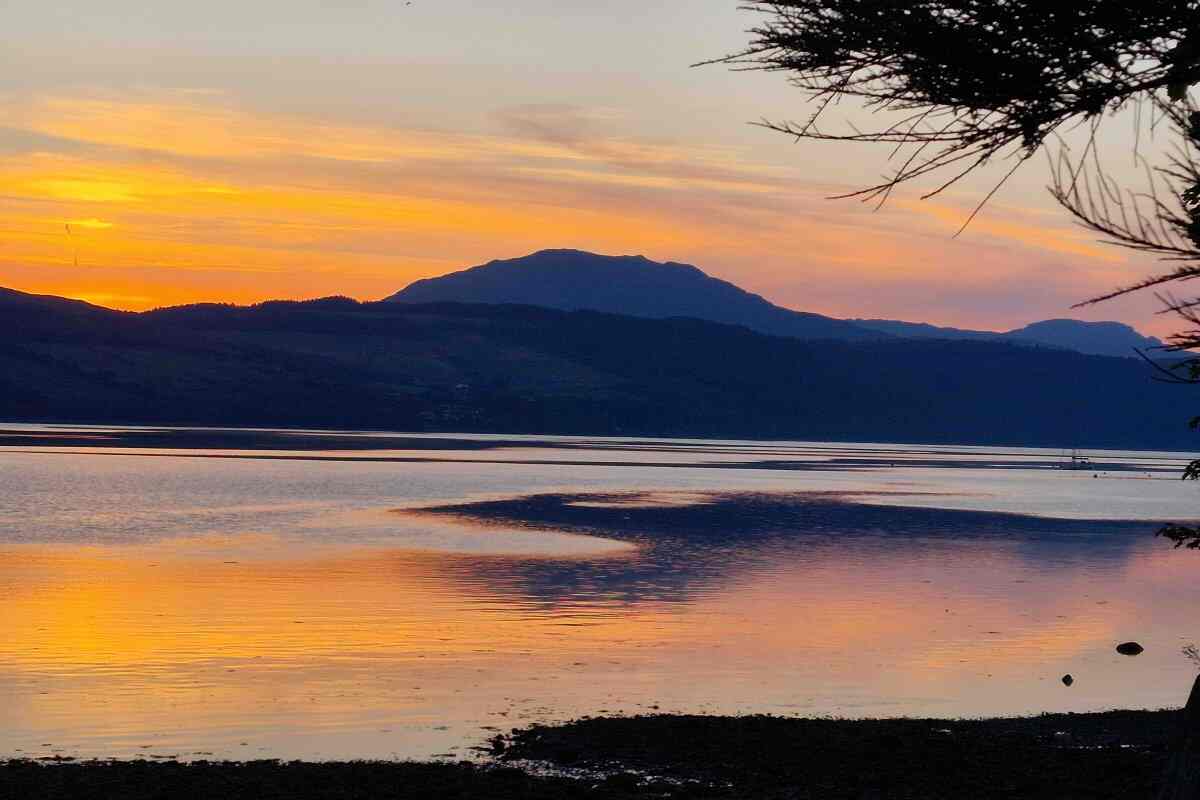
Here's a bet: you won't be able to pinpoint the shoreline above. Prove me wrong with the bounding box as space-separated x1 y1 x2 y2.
3 709 1183 798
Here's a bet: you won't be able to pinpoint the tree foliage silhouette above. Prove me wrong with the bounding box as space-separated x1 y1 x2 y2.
721 2 1198 209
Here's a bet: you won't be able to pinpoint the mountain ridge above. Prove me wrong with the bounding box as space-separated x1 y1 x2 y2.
853 317 1163 359
388 249 1159 359
0 284 1190 449
388 248 884 341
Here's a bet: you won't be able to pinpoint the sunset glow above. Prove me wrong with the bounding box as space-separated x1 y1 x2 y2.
0 0 1173 330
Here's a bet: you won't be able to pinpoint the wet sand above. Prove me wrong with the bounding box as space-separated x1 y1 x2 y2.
407 488 1158 546
3 710 1180 799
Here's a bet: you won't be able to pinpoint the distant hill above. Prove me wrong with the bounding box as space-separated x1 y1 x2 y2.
386 249 882 341
388 249 1161 358
0 286 128 327
0 286 1193 449
854 318 1163 358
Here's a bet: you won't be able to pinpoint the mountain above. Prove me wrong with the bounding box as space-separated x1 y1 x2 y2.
0 286 1193 449
0 286 129 329
853 318 1163 358
389 249 1160 358
1006 319 1163 357
386 249 882 341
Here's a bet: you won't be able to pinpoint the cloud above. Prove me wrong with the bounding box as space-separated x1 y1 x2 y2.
0 126 92 156
66 218 113 229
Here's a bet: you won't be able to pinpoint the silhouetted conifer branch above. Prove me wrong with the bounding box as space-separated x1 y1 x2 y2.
717 1 1200 201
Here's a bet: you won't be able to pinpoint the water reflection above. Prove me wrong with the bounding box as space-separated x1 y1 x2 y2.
2 531 1196 761
409 490 1153 607
1 435 1199 762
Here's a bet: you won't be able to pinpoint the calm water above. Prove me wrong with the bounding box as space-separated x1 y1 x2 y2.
2 425 1199 761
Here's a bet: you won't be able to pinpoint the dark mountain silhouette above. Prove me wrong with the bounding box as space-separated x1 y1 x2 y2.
853 318 1163 358
386 249 1160 358
0 286 129 328
0 286 1193 449
386 249 882 341
1009 319 1163 357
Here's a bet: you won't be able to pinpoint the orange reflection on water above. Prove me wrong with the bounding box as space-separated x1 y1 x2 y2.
0 533 1196 761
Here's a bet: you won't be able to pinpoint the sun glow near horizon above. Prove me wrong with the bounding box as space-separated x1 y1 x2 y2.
0 24 1174 331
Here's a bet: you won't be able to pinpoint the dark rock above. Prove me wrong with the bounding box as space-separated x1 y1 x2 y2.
1062 674 1074 686
1116 642 1145 656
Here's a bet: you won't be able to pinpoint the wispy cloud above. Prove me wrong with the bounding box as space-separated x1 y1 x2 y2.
0 90 1164 329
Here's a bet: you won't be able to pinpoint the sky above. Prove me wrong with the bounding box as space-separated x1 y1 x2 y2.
0 1 1180 333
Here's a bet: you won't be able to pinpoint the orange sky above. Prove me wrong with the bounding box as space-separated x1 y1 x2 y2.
0 3 1177 334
